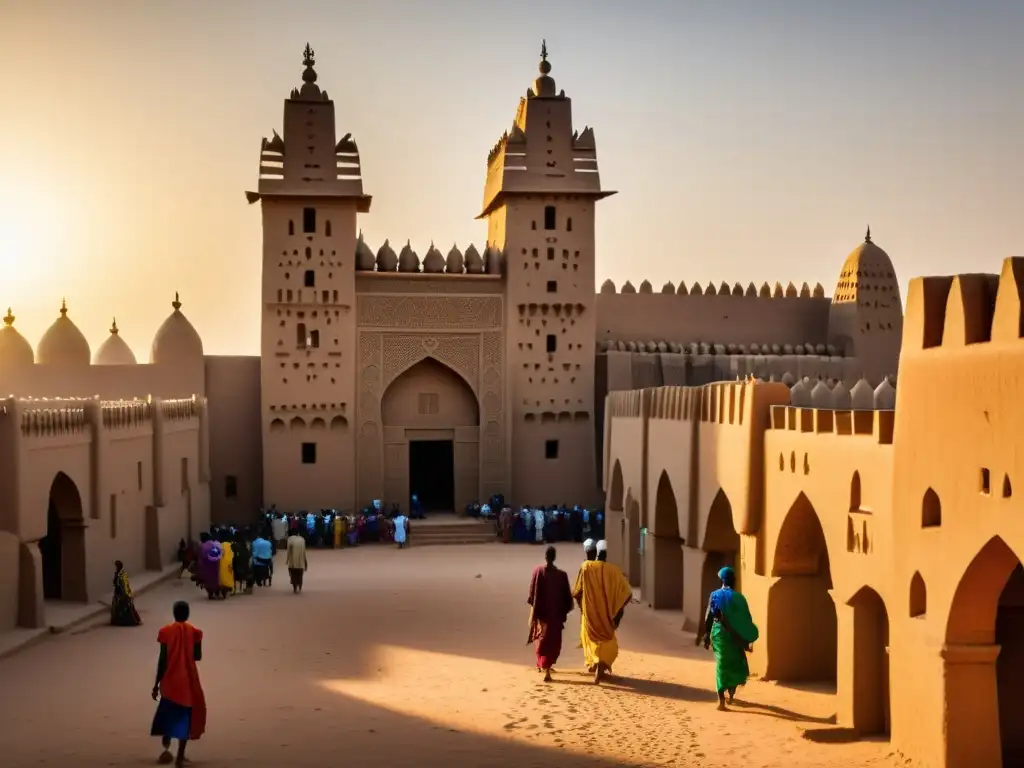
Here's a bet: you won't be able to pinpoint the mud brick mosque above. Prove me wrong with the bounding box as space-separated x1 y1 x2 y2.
0 43 1020 767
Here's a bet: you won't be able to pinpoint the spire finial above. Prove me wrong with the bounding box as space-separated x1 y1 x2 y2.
60 297 67 316
301 42 318 84
865 225 872 243
110 317 119 335
172 292 182 311
539 39 551 75
3 307 13 326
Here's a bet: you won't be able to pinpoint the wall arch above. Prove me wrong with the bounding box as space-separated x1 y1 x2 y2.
922 488 941 528
289 416 306 430
381 357 479 428
944 536 1024 766
39 472 88 603
767 492 836 682
330 416 348 432
653 470 680 539
700 489 740 625
310 417 326 431
848 586 891 736
909 571 927 617
386 352 478 398
269 418 286 433
850 471 862 511
608 460 624 511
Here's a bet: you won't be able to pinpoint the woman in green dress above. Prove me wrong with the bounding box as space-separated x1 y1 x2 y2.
702 566 758 710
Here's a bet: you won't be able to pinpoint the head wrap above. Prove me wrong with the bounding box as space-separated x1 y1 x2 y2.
596 540 608 552
718 566 735 582
583 538 596 551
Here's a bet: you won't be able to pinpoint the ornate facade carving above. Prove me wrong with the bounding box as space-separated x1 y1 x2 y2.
357 295 502 330
356 328 506 506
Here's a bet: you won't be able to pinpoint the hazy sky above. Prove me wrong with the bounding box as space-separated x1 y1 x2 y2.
1 0 1021 356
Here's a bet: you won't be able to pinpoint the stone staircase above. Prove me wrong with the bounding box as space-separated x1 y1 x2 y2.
409 518 497 547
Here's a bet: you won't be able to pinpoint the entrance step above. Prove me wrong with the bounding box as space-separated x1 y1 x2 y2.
409 519 497 547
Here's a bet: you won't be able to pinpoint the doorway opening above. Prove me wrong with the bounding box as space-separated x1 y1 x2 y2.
700 489 740 621
849 587 891 736
767 492 837 683
997 563 1024 764
410 440 454 512
40 500 62 600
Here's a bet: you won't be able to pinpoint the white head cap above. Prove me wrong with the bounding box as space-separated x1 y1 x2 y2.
583 538 596 551
596 540 608 552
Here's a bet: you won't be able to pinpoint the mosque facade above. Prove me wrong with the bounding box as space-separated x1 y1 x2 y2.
0 46 901 640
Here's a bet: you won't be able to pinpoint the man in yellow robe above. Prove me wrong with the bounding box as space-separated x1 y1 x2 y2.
572 539 634 684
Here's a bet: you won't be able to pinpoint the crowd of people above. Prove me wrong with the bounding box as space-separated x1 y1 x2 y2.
496 505 605 544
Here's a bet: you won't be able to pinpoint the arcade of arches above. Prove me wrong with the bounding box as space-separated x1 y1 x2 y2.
380 358 480 513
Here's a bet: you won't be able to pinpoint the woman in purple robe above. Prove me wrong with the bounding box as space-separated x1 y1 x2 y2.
527 546 574 682
195 533 224 599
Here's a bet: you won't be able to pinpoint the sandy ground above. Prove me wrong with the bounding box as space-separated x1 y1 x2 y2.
0 544 912 768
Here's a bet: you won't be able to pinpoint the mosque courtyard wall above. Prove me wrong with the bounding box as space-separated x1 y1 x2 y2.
603 256 1024 768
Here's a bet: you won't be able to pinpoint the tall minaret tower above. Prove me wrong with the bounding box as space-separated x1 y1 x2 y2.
480 42 615 505
247 44 371 512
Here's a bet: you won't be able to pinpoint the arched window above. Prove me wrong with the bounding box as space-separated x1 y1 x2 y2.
922 487 941 527
850 471 862 511
909 571 927 617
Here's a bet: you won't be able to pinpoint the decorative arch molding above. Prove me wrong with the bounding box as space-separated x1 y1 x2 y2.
608 459 624 511
356 330 505 506
945 535 1022 645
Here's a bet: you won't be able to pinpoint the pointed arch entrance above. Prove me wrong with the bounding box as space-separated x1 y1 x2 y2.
381 357 480 513
767 492 836 682
646 471 683 609
699 489 741 622
848 586 890 736
944 537 1023 767
38 472 88 602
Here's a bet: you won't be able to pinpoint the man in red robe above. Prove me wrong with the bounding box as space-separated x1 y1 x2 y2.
527 546 575 681
151 601 206 766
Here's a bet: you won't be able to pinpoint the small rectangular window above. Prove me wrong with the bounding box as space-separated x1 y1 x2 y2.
302 442 317 464
304 270 315 287
418 393 439 415
546 334 557 353
296 322 307 348
545 440 560 460
981 467 991 495
302 207 316 233
544 205 556 230
546 280 557 293
547 247 555 260
137 461 143 491
109 494 117 539
321 290 329 302
310 329 320 348
225 475 238 499
567 217 573 232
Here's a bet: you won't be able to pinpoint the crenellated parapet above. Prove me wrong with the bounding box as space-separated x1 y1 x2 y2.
902 257 1024 352
160 397 199 423
356 235 502 277
598 339 841 356
600 279 826 299
100 399 152 429
20 402 88 437
768 404 895 445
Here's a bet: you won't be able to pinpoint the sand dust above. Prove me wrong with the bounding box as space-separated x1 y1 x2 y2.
0 544 912 767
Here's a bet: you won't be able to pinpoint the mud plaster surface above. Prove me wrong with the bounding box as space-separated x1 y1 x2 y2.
0 545 911 767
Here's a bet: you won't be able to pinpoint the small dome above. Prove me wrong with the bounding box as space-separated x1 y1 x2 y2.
398 241 420 273
93 318 137 365
355 231 375 271
485 245 502 274
639 280 653 294
874 377 896 409
832 381 851 408
790 379 811 407
422 242 444 273
833 227 899 304
0 308 34 368
781 371 796 386
445 244 464 274
464 244 484 273
532 41 557 98
37 299 90 366
151 293 203 366
850 378 874 410
376 239 398 271
621 281 637 294
691 283 704 296
810 379 832 407
661 281 675 294
600 279 616 294
677 281 688 295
